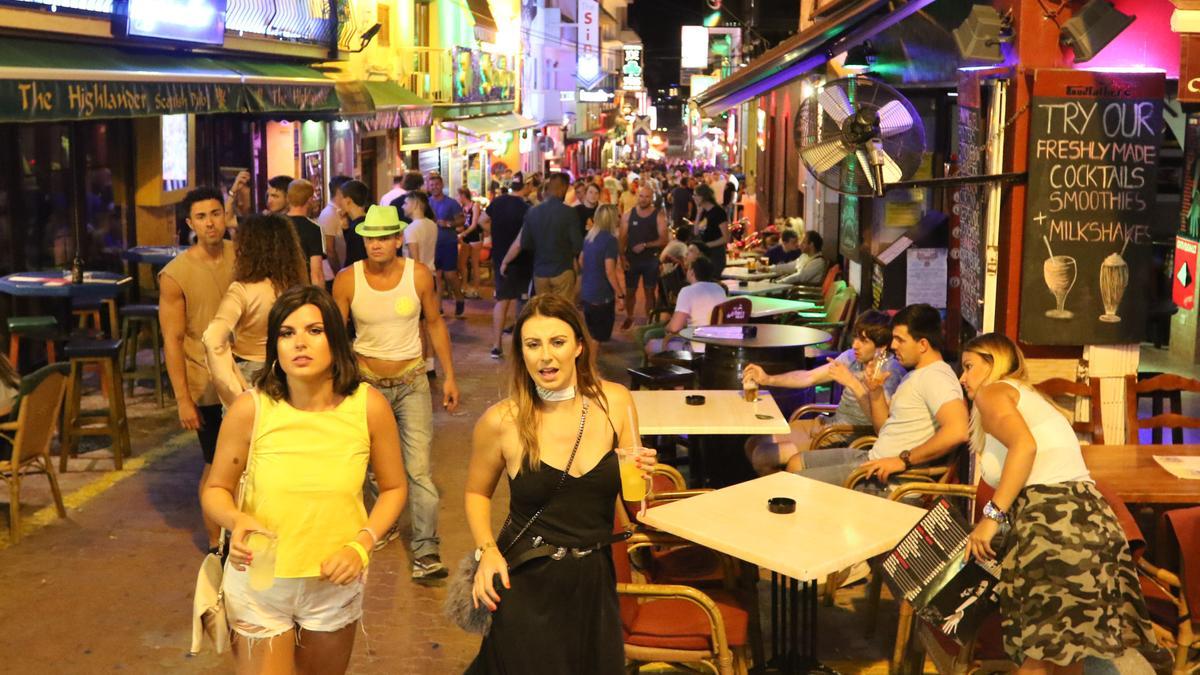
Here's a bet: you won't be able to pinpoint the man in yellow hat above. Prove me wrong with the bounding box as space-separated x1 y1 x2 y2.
333 205 460 579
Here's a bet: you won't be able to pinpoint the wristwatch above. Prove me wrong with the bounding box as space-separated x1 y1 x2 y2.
982 500 1009 525
898 450 912 471
474 541 497 562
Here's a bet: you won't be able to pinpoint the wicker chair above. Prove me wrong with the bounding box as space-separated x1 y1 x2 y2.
0 363 69 543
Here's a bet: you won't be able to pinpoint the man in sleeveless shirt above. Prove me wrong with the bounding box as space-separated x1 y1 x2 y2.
333 205 460 580
619 185 669 330
160 186 236 552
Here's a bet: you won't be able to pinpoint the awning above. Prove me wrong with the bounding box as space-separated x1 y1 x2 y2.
441 112 538 137
363 81 433 110
0 37 339 122
691 0 934 117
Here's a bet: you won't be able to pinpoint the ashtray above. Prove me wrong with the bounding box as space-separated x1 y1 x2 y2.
767 497 796 514
685 394 706 406
738 280 749 287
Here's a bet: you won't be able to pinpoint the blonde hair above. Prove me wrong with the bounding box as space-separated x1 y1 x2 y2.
961 332 1053 456
286 178 314 208
587 204 619 241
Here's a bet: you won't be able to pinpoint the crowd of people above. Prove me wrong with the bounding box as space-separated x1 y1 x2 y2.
149 158 1165 674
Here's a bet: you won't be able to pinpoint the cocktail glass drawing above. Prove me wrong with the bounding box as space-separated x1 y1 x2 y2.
1042 255 1077 319
1099 252 1128 323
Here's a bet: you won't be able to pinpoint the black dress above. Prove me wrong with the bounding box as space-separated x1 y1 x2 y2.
466 450 624 674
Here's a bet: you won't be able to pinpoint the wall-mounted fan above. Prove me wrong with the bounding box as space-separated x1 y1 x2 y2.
797 76 926 197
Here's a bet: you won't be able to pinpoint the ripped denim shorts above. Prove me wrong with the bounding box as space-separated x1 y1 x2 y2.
222 562 365 641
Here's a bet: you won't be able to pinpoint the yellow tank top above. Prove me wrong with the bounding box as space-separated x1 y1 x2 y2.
243 383 371 578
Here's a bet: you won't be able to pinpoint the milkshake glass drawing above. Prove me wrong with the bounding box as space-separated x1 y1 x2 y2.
1099 252 1128 323
1042 255 1077 319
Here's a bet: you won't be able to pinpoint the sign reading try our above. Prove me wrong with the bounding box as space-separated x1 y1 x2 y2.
1018 69 1164 346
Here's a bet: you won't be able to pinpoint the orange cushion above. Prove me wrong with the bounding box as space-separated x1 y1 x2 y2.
649 546 726 586
625 590 748 651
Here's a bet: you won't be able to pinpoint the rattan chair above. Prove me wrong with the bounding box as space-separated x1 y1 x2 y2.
0 363 69 543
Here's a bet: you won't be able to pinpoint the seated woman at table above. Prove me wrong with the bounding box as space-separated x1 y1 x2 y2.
960 333 1164 674
742 310 904 475
464 294 655 673
655 225 693 320
203 215 308 407
643 256 726 357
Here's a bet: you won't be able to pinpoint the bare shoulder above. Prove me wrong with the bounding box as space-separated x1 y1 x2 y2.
225 390 257 427
600 380 633 409
412 260 435 288
977 381 1019 411
480 398 518 430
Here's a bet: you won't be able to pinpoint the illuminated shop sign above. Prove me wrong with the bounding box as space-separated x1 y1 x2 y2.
621 45 644 92
126 0 227 46
681 26 709 70
577 0 604 90
578 89 614 103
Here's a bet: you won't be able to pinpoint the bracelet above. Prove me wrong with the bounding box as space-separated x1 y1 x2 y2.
358 526 379 546
345 541 370 567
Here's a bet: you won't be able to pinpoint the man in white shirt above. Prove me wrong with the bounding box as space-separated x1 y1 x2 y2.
318 175 351 285
773 230 828 285
790 304 969 487
644 256 726 356
378 174 406 208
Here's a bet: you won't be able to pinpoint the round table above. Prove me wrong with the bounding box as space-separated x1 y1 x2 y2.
722 279 794 297
124 246 187 266
0 271 131 300
681 324 832 389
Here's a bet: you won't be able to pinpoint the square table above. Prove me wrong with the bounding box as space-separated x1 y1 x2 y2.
722 267 780 282
641 472 926 672
1082 444 1200 505
632 389 790 436
723 279 794 297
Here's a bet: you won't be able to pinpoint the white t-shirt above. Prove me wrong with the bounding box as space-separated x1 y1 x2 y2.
869 360 964 460
317 202 345 281
674 281 727 353
379 186 405 208
403 217 437 269
981 381 1091 487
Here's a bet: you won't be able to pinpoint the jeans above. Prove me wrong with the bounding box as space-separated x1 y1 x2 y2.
375 373 439 557
791 446 870 486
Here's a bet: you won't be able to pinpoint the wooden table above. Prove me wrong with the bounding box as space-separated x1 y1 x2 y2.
1082 444 1200 505
681 324 831 390
642 472 926 672
723 279 794 297
744 295 817 319
722 266 779 282
632 389 790 436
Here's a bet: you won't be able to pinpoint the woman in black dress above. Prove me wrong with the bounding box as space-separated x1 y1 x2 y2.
463 294 654 674
692 184 728 276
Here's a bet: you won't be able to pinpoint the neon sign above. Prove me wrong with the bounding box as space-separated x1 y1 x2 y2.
127 0 226 46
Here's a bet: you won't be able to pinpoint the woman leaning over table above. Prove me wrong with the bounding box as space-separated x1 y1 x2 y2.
464 294 655 674
202 286 406 675
202 214 307 408
960 333 1163 674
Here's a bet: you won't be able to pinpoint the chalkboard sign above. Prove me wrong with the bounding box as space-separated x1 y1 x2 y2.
1019 70 1164 345
955 71 987 333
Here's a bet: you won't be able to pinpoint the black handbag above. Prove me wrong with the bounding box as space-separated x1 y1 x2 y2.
444 400 589 634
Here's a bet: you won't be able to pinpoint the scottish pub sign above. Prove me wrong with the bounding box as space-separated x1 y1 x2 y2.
1018 69 1164 345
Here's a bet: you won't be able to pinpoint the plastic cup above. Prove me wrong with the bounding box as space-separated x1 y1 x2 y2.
616 448 649 502
743 381 759 402
245 531 277 591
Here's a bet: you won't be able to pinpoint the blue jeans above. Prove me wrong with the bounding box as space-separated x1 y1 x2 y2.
792 446 870 486
376 374 439 558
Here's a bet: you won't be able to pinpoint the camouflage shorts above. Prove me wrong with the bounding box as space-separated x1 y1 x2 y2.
998 481 1160 666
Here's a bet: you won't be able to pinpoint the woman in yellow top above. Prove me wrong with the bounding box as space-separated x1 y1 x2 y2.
203 214 307 407
202 285 406 674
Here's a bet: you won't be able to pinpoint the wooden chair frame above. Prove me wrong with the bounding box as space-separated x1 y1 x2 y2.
1137 557 1199 675
1 363 69 543
619 581 750 675
1032 377 1104 444
1125 373 1200 445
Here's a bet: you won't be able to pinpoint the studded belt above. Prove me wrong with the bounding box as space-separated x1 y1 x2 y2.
506 530 633 571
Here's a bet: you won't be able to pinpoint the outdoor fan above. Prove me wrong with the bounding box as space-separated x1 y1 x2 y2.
797 75 926 197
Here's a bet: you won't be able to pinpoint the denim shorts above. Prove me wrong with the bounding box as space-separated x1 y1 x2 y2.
222 562 364 639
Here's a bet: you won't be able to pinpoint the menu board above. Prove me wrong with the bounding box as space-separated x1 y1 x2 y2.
1019 70 1164 345
954 71 986 332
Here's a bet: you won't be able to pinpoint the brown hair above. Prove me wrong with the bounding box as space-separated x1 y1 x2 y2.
254 285 360 401
233 215 307 295
508 294 607 472
852 309 893 348
0 354 18 390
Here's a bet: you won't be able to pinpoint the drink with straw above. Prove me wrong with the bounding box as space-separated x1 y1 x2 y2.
1099 251 1128 323
1041 236 1076 319
618 406 650 503
245 531 277 591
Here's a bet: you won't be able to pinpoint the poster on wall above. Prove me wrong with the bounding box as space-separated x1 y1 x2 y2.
954 71 986 333
1018 69 1164 345
302 151 325 212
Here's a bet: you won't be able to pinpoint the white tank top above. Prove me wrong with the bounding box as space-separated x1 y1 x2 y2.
980 380 1092 488
349 260 423 361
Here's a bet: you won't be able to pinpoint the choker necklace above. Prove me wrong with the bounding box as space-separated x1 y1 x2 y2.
536 385 576 402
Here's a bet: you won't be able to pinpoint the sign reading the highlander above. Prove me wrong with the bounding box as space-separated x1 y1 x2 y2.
577 0 604 90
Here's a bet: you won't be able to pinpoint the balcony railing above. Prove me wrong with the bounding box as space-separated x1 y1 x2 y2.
226 0 335 45
395 46 518 106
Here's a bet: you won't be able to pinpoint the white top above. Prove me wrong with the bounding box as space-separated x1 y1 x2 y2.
980 380 1092 487
403 217 437 269
640 472 925 581
631 389 790 436
870 360 964 460
349 260 423 361
379 186 405 208
674 281 727 352
317 202 345 282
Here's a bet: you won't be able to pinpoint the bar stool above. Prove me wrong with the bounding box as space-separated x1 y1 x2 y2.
71 298 120 338
626 364 695 391
61 339 129 472
119 304 166 408
7 315 59 368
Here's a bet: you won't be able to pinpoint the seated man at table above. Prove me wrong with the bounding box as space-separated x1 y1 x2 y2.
789 304 969 487
742 310 905 475
771 230 827 285
643 256 726 357
765 229 803 266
